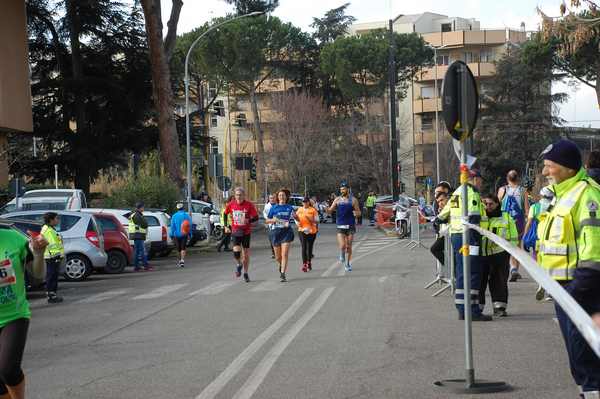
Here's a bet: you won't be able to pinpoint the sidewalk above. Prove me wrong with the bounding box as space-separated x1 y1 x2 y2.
398 235 575 398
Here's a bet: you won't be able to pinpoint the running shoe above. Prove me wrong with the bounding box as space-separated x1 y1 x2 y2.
179 260 185 268
144 266 154 272
280 272 287 282
535 285 545 301
244 273 250 283
235 264 242 278
509 268 522 282
493 308 507 317
302 262 308 273
345 263 352 272
307 262 312 271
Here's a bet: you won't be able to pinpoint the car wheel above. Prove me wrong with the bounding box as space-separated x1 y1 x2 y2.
212 226 224 241
105 250 127 274
64 254 91 282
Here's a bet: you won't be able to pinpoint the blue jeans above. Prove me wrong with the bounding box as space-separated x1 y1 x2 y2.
451 233 482 316
367 207 375 224
133 240 148 269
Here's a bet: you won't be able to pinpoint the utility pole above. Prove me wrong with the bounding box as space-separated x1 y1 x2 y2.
388 19 399 201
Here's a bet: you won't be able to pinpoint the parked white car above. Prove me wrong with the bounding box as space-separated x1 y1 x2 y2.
138 210 174 258
1 189 87 214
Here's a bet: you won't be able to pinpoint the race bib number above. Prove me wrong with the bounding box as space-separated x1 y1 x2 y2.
274 219 289 229
0 259 16 288
232 210 247 226
337 225 350 229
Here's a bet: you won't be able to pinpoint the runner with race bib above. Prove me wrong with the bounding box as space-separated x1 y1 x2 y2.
266 189 297 282
328 181 362 272
223 187 259 283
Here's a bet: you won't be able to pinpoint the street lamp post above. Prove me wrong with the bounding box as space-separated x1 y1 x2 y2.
428 44 449 185
184 11 264 213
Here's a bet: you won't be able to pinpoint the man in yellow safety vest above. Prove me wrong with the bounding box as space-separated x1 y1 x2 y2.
41 212 64 303
537 139 600 397
435 169 492 321
129 202 151 272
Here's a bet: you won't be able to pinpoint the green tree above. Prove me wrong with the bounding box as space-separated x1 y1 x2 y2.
474 40 567 189
18 0 156 194
539 0 600 105
320 30 433 106
223 0 279 14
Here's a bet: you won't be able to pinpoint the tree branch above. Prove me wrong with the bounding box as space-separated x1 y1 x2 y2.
164 0 183 62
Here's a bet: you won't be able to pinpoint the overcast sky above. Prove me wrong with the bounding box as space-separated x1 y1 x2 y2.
163 0 599 128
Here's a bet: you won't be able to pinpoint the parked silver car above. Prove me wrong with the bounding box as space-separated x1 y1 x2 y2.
1 210 107 282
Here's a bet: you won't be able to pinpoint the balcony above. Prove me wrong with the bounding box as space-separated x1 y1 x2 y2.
417 62 496 82
413 98 441 114
420 29 525 48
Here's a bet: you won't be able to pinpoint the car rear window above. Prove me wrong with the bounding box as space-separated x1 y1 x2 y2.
22 201 68 211
144 216 160 227
6 214 80 232
13 222 42 235
97 217 119 231
87 219 99 234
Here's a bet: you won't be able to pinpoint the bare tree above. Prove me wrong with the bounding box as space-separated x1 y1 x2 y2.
140 0 184 187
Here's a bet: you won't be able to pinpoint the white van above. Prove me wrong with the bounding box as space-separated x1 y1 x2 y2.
0 189 87 214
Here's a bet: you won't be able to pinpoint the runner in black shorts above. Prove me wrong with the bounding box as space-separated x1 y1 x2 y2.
223 187 259 282
328 181 361 272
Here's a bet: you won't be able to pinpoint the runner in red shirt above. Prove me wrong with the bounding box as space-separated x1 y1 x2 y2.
223 187 259 282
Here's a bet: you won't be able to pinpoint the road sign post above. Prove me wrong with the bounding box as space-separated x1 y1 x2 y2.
435 61 509 394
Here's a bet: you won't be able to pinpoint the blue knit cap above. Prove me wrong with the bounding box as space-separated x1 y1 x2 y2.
541 139 582 171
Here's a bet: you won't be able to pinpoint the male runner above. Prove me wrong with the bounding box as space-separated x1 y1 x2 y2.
223 187 259 282
328 182 361 272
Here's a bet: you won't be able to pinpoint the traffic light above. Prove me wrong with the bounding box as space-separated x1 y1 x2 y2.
249 158 257 180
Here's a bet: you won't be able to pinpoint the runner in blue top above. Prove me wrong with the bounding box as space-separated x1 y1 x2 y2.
327 181 362 272
266 189 297 282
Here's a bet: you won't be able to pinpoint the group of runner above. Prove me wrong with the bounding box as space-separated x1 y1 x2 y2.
221 182 362 283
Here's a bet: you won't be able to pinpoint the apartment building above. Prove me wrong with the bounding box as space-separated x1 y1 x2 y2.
349 13 527 197
0 0 33 189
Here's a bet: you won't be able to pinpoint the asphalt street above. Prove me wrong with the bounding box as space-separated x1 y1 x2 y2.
24 224 577 399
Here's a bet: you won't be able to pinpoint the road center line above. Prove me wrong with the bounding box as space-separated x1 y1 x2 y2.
232 287 336 399
195 288 314 399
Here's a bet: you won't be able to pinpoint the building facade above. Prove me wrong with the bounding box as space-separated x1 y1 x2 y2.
0 0 33 189
350 13 526 197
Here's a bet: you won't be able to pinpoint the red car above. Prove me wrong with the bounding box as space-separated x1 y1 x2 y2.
93 213 133 274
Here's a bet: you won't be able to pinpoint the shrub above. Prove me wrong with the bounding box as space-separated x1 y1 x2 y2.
103 175 181 213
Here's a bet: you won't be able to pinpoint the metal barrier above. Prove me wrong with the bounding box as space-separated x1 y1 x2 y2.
405 206 427 249
424 227 455 297
466 222 600 358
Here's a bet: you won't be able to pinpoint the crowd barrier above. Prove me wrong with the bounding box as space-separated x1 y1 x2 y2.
424 228 454 297
424 222 600 357
464 222 600 358
374 203 394 228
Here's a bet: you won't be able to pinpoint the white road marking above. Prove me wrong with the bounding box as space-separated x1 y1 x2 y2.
76 289 130 304
250 281 282 292
132 284 188 300
379 276 388 283
232 287 336 399
195 288 314 399
189 281 236 296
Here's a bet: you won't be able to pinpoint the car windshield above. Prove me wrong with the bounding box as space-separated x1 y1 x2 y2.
21 200 69 211
0 204 16 215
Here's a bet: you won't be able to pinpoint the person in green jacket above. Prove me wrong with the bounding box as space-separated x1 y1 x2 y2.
480 194 518 317
0 228 47 399
41 212 64 303
365 191 377 226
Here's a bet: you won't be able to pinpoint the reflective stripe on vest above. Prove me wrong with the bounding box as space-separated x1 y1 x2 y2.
538 180 588 281
41 225 64 259
128 216 147 235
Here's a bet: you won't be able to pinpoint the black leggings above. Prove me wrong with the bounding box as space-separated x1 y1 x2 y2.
0 318 29 394
298 233 316 263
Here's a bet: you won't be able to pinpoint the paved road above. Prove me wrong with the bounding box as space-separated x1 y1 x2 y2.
24 224 577 398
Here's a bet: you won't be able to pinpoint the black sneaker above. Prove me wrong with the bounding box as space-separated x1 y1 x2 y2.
179 260 185 268
494 308 508 317
47 294 63 304
280 272 287 282
472 314 493 322
244 273 250 283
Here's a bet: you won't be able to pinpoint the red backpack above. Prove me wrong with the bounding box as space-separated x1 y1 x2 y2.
181 219 191 235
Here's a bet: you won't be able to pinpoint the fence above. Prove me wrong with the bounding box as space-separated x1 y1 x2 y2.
424 227 454 296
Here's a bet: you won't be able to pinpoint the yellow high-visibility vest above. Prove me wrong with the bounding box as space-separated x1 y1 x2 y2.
41 225 64 259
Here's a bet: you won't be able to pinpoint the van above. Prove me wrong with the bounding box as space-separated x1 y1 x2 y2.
0 189 87 214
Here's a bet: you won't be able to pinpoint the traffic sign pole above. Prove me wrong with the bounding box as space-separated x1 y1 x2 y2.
435 61 509 394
